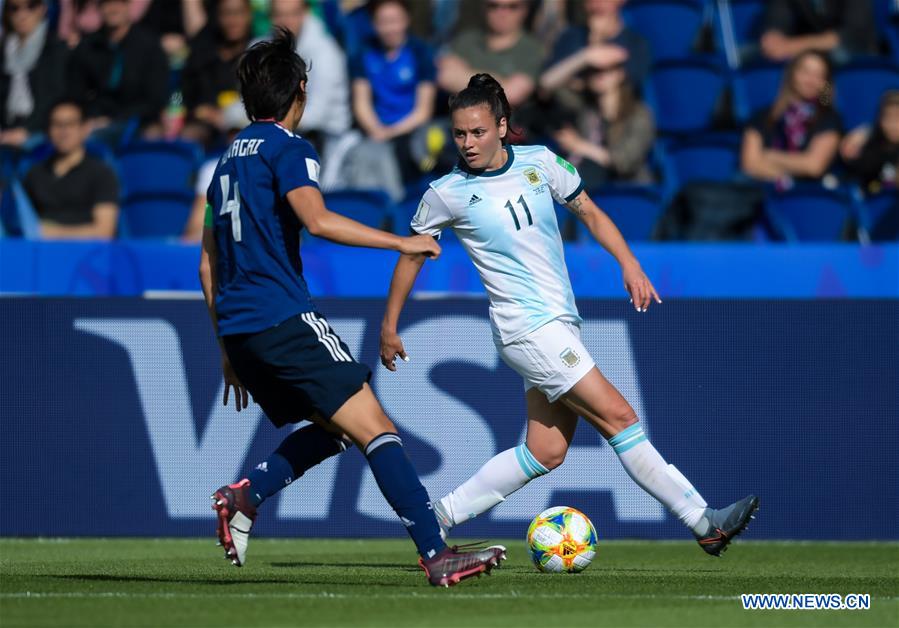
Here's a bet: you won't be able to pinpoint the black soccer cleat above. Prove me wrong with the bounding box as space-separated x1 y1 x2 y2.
419 544 506 588
695 494 759 557
211 478 257 567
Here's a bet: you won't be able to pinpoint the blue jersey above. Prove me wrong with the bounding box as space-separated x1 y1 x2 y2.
349 36 435 125
207 121 320 336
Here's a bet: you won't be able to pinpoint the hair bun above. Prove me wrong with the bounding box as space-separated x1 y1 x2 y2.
468 73 502 93
449 72 514 143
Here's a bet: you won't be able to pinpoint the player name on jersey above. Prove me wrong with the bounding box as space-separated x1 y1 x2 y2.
221 138 266 164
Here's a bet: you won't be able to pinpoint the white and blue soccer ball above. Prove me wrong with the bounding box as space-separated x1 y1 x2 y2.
527 506 598 573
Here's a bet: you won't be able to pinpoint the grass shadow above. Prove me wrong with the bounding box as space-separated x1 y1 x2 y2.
269 561 416 570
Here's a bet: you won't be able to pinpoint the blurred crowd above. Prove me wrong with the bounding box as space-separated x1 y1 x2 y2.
1 0 897 242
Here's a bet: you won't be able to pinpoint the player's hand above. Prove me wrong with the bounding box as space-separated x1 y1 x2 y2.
400 234 441 259
380 328 409 372
622 262 662 313
222 355 249 411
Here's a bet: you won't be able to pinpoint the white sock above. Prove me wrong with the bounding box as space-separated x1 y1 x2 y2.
438 445 548 527
609 423 709 534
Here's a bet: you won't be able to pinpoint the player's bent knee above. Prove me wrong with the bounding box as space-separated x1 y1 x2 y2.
609 410 639 434
530 444 568 471
539 452 566 471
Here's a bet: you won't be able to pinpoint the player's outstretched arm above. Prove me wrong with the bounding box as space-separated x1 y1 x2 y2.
380 252 429 371
287 186 441 258
566 189 661 312
199 223 249 411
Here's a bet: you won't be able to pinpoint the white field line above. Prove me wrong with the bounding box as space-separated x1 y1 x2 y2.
2 592 898 602
0 591 734 601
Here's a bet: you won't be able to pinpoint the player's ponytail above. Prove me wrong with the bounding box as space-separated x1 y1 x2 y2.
237 26 308 122
449 73 515 143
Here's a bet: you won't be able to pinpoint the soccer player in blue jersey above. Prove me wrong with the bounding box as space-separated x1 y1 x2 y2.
199 30 505 586
379 74 759 556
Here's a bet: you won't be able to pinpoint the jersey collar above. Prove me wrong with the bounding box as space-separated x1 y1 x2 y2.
255 118 294 136
458 145 514 178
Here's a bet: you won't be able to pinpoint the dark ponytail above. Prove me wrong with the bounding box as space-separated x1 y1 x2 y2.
448 73 515 143
237 26 308 122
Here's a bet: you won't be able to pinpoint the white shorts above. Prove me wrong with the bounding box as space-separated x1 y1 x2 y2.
496 319 596 403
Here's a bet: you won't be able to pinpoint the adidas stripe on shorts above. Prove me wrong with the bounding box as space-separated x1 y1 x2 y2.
222 312 371 427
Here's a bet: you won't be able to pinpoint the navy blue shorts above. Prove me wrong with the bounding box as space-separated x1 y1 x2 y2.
222 312 371 428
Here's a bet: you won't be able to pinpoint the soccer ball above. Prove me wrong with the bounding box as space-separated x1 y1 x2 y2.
527 506 598 573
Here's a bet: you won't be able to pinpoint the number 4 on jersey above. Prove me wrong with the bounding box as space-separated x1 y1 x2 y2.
219 174 242 242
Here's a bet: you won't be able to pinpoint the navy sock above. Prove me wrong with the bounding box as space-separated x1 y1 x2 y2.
246 423 348 507
364 432 446 559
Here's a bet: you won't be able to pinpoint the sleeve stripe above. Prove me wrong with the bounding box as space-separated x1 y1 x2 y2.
410 227 441 241
564 182 585 203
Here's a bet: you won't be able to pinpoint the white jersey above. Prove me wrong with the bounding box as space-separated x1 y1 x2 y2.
411 145 584 344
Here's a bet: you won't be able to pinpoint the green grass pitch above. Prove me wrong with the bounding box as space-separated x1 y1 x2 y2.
1 539 897 627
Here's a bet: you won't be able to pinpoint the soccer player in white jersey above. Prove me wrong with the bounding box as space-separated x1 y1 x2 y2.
379 74 759 556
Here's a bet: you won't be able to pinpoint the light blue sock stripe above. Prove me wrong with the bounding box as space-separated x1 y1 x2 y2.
608 423 644 448
513 446 531 478
520 444 549 477
514 445 539 478
611 430 645 450
514 445 545 479
613 434 647 454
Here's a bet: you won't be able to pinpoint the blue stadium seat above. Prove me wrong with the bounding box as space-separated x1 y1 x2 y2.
578 186 664 241
1 145 21 187
623 0 705 62
732 61 785 123
114 140 201 239
645 59 727 135
323 189 393 230
391 197 419 235
713 0 767 68
873 0 899 62
0 178 40 239
835 58 899 130
765 186 857 241
118 193 195 240
858 191 899 242
116 140 200 198
664 133 741 186
887 20 899 65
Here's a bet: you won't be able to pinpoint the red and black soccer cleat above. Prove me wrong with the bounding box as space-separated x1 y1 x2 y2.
419 544 507 587
211 479 257 567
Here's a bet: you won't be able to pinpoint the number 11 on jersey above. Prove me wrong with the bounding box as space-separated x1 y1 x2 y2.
219 174 242 242
505 195 533 231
